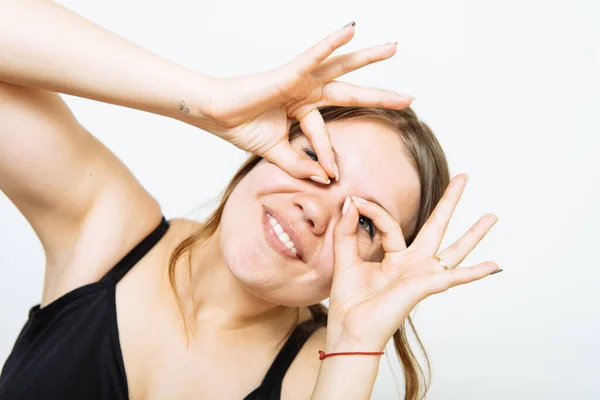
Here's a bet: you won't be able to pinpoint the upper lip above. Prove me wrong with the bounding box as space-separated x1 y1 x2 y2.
264 206 305 261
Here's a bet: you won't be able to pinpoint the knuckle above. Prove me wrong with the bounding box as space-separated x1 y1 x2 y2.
340 63 349 77
447 241 462 253
466 225 479 237
365 53 376 65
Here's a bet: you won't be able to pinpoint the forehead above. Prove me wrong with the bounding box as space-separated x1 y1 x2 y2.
301 117 421 232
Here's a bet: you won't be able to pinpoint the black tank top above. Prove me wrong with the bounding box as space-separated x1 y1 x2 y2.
0 217 326 400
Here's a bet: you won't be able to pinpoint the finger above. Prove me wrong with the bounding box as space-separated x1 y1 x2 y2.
333 196 361 271
314 42 398 82
262 138 328 181
435 214 499 269
423 262 501 296
320 81 414 109
349 196 407 253
299 109 337 180
286 23 356 78
410 174 469 256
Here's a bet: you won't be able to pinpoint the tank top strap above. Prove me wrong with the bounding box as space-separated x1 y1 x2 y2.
258 315 327 391
99 216 170 284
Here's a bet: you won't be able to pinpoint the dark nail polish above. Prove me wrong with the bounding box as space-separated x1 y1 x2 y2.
342 21 356 29
488 268 503 276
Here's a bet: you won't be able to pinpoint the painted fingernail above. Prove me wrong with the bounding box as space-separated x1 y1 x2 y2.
311 176 331 184
333 162 340 181
342 196 351 215
488 268 503 276
350 196 366 205
386 41 398 46
342 21 356 29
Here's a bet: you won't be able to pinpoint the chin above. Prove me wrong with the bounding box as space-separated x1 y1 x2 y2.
219 234 323 307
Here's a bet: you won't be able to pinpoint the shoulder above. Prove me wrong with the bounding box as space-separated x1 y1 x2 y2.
281 325 327 400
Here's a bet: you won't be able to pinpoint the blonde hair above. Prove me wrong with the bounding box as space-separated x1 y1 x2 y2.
168 106 450 399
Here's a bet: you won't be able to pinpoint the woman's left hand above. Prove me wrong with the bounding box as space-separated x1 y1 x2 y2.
326 174 501 351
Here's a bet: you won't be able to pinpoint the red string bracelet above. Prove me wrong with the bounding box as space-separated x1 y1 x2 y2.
318 350 384 360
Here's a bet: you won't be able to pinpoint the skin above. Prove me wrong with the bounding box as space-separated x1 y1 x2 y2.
217 118 421 313
0 9 419 397
1 4 500 399
112 117 421 399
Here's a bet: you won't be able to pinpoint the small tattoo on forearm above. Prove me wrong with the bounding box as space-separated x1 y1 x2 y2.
178 100 190 114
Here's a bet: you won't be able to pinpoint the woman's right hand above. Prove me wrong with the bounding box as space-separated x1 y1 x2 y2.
197 23 415 183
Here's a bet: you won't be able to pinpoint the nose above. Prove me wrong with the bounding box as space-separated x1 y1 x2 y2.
293 190 342 236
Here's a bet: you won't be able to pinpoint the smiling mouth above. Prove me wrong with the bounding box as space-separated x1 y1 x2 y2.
266 212 297 254
262 211 301 260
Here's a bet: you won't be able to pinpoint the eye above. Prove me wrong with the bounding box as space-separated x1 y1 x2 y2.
303 147 319 162
303 147 376 241
359 215 376 240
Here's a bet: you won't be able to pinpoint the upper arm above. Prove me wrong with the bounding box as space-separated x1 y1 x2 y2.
281 327 327 400
0 82 162 303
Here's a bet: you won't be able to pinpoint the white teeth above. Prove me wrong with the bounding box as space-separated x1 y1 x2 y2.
266 212 297 253
278 232 290 242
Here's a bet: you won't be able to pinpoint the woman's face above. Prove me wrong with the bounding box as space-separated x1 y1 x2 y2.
218 118 422 306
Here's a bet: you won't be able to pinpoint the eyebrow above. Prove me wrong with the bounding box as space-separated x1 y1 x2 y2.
330 145 400 225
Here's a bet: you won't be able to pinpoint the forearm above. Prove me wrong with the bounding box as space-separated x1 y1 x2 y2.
311 340 382 400
0 0 211 125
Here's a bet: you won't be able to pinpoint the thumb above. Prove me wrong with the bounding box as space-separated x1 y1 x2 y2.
333 196 361 273
262 139 329 181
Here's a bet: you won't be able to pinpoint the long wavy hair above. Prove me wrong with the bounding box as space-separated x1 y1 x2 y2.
168 105 450 399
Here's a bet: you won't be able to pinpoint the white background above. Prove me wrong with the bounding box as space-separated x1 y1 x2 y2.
1 0 599 399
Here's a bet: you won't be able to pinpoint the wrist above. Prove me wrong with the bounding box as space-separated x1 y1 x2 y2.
312 342 382 400
325 330 386 354
166 70 215 131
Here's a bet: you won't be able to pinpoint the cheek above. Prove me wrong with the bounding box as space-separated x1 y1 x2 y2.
217 162 336 305
218 184 277 287
215 180 310 302
221 235 272 288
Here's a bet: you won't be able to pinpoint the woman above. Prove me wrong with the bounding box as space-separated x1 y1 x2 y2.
0 0 501 399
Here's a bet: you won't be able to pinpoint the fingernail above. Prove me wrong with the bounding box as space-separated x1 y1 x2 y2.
386 41 398 46
399 94 417 100
488 268 503 276
342 21 356 29
464 173 470 186
342 196 351 215
311 176 331 184
333 162 340 181
350 196 366 205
